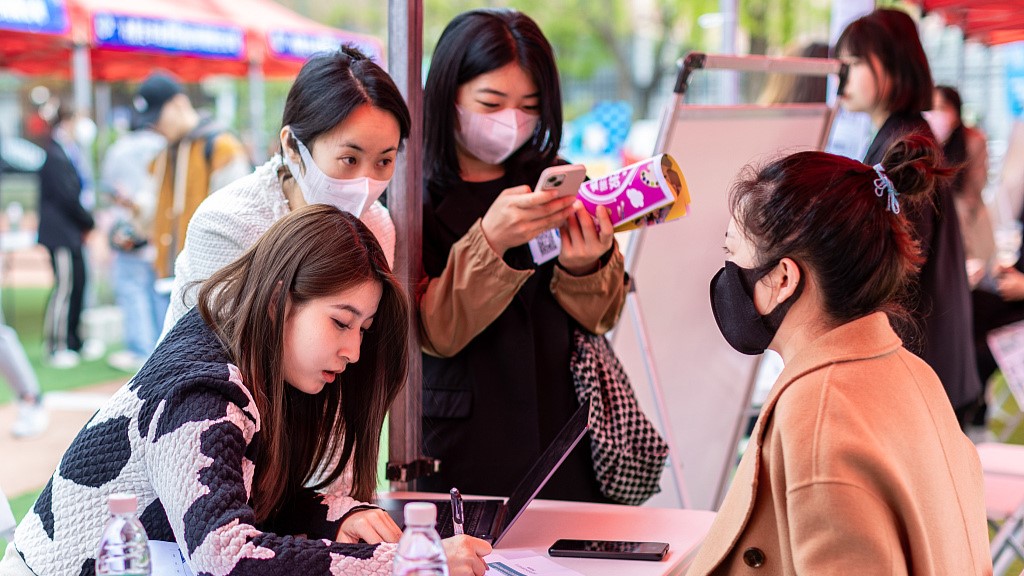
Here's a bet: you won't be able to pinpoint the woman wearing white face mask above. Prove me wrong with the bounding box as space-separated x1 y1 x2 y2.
925 86 994 270
418 9 627 502
162 45 410 334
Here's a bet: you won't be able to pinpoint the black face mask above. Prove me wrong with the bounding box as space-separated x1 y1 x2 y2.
709 261 803 355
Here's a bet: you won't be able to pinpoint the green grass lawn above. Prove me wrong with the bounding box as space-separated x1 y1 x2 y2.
0 287 127 405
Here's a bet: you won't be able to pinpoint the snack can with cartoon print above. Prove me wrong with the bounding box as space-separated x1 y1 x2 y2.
577 153 690 232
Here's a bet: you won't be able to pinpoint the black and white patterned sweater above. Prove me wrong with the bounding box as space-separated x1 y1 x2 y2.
14 309 395 575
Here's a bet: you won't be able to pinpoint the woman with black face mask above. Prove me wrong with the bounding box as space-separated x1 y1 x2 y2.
688 134 991 575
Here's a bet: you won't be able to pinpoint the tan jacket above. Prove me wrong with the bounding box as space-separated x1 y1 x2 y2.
687 313 991 576
151 129 250 278
418 219 627 357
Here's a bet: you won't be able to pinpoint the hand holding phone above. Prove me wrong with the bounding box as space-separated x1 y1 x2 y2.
548 539 670 561
534 164 586 198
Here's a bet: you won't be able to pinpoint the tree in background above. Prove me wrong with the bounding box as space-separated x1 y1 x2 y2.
276 0 830 120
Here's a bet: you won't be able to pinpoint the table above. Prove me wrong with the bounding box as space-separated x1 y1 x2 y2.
384 492 716 576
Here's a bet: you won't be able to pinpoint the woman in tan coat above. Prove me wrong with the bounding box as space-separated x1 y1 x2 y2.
689 134 992 575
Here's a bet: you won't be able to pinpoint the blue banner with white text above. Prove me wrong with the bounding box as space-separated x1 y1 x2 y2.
268 29 382 63
1005 42 1024 119
0 0 67 34
92 12 245 59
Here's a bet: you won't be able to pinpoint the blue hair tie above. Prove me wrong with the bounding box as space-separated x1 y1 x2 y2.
872 163 900 214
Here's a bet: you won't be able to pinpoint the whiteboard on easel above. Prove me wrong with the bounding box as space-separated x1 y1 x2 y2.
613 54 841 511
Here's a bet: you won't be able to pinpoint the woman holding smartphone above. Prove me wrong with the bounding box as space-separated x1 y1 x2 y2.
418 8 627 502
835 8 981 427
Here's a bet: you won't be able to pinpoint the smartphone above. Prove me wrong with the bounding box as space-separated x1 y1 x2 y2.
535 164 586 198
548 539 670 561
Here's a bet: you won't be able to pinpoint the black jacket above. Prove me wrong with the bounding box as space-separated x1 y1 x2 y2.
865 112 981 410
37 136 94 250
419 165 609 503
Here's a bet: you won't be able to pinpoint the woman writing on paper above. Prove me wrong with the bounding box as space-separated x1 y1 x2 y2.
4 205 491 576
417 8 628 502
687 135 990 574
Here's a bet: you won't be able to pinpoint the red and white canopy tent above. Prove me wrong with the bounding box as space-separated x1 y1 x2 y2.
914 0 1024 46
0 0 383 158
195 0 383 78
0 0 248 82
188 0 384 157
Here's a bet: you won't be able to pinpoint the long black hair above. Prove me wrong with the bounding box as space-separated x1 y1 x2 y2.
423 8 562 186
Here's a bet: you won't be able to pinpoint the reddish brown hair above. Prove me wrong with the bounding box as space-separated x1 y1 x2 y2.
731 133 949 326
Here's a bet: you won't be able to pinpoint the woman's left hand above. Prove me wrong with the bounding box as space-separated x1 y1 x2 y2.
336 508 402 544
558 203 614 276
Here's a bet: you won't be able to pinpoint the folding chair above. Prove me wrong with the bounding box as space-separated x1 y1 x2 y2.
987 321 1024 440
987 474 1024 575
978 443 1024 574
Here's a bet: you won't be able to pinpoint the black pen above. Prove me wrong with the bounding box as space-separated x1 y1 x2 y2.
450 487 464 535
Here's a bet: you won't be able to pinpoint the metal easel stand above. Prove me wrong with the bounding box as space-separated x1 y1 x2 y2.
611 52 845 510
618 228 690 508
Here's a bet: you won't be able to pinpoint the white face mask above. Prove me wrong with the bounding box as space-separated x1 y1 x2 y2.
283 129 390 217
74 117 97 147
455 105 539 165
923 110 957 144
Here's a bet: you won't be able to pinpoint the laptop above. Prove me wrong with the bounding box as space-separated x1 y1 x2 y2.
379 397 591 546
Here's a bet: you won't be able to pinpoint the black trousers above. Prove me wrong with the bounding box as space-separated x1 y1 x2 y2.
44 245 86 353
969 288 1024 425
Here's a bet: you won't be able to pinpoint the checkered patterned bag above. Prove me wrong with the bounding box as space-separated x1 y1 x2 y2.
570 328 669 505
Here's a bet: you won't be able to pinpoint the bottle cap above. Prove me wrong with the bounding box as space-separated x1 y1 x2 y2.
403 502 437 526
108 493 138 515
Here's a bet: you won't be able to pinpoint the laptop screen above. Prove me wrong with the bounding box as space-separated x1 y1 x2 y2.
493 397 591 544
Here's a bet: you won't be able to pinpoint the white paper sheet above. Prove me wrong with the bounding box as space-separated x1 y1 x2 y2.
485 551 585 576
150 540 195 576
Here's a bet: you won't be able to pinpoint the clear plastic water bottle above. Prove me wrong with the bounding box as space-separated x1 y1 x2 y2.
95 493 151 576
392 502 449 576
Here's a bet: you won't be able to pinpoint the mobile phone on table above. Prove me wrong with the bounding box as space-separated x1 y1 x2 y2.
548 539 670 561
534 164 586 198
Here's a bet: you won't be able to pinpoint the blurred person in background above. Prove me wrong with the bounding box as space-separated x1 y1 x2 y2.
926 86 994 269
99 119 167 372
36 101 96 369
926 86 1005 436
0 133 47 439
836 8 981 429
757 41 830 105
969 115 1024 419
0 312 47 438
132 72 251 292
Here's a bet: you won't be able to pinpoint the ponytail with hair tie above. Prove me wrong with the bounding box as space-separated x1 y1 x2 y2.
875 132 951 206
872 163 900 214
